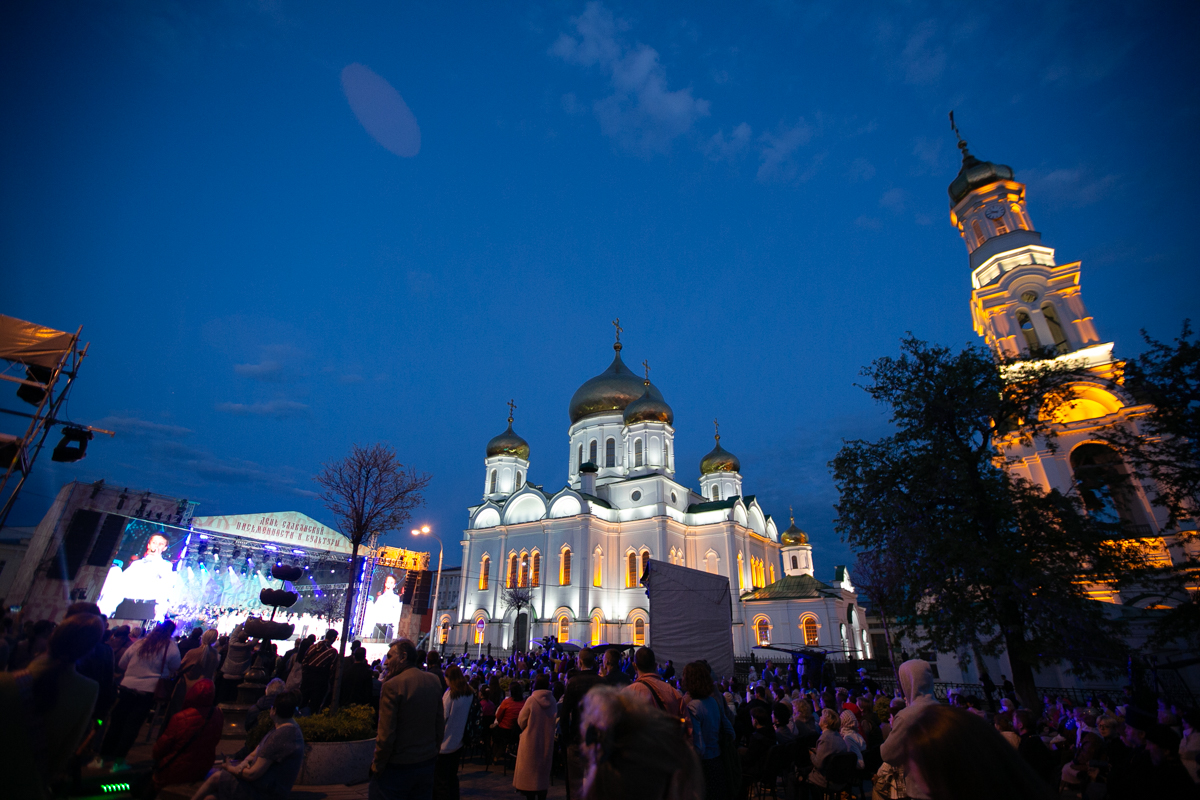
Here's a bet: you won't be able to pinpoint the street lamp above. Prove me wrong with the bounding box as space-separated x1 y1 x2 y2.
411 524 443 651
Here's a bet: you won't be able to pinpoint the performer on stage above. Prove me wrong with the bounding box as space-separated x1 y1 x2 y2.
98 532 177 617
365 573 402 640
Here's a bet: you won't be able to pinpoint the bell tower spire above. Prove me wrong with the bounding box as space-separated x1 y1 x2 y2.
947 117 1103 360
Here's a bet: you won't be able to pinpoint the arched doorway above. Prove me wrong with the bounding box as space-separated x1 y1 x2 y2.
513 612 529 652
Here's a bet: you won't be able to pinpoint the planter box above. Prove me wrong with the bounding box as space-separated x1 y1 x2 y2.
298 738 376 786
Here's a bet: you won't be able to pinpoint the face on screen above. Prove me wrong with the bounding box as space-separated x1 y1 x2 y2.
146 534 170 556
384 574 397 592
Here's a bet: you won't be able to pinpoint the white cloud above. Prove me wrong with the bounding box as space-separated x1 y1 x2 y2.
551 2 710 153
756 119 813 183
900 20 946 85
215 400 310 419
880 188 907 213
233 361 284 381
847 157 876 182
1024 167 1119 207
704 123 752 161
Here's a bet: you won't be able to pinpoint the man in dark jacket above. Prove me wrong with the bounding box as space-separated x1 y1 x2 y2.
562 647 604 798
1014 709 1057 788
339 648 376 707
371 639 445 800
299 629 338 711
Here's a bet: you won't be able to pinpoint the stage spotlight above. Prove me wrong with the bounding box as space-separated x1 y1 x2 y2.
15 365 52 405
197 542 208 556
212 545 221 558
51 426 92 463
232 547 241 559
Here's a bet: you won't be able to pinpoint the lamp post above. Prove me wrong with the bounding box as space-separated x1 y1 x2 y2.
411 524 443 652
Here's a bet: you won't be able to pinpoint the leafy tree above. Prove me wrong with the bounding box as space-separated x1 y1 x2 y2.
1101 321 1200 644
831 336 1151 710
316 443 430 711
853 549 905 685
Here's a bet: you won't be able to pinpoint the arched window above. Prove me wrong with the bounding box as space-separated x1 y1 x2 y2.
641 550 650 579
531 551 541 587
633 618 646 646
1041 303 1070 353
769 564 775 584
439 619 450 644
711 485 720 501
993 215 1009 236
518 553 529 587
578 444 584 469
605 438 616 468
589 440 598 464
705 551 718 574
479 555 490 590
634 439 643 467
791 555 798 570
1071 443 1141 529
755 617 771 646
626 551 637 588
560 547 572 585
802 616 819 646
516 471 523 489
593 547 603 587
490 470 498 494
737 552 745 590
971 218 985 246
558 615 570 643
590 615 602 646
664 441 669 468
1016 310 1041 351
508 554 518 588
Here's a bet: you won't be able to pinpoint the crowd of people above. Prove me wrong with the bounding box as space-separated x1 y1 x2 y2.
1 605 1199 800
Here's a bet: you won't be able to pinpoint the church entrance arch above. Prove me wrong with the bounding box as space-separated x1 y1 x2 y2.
513 612 529 652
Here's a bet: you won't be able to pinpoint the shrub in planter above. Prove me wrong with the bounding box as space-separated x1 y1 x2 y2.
244 703 377 750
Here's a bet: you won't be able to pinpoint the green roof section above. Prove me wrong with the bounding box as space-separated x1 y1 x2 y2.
686 498 738 513
580 492 613 509
740 573 839 601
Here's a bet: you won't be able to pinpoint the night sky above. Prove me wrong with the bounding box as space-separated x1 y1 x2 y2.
3 2 1197 574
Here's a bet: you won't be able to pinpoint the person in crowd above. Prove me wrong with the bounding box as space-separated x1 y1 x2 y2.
218 627 253 703
562 647 604 799
109 625 134 677
857 667 879 697
741 706 776 795
435 665 474 800
339 648 375 707
0 613 105 800
805 708 849 790
980 670 997 712
601 649 631 688
514 674 557 800
281 636 313 695
1143 723 1197 798
101 619 181 772
166 629 220 723
493 681 527 761
298 629 339 711
681 661 732 800
578 685 701 800
624 646 683 716
773 702 796 744
1012 708 1057 788
190 692 305 800
840 709 866 768
792 698 818 740
151 678 224 795
879 659 938 798
66 603 115 767
8 618 54 670
243 678 286 734
371 638 445 800
1182 709 1200 785
178 628 203 660
899 703 1054 800
993 710 1021 748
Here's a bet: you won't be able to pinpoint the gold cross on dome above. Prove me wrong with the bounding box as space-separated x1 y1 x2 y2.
612 318 622 343
642 360 650 380
506 399 517 423
714 418 720 440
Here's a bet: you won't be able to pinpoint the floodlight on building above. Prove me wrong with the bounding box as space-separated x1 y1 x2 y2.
51 426 92 463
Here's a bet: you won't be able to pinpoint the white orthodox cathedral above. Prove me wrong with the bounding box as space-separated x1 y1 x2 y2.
448 340 868 659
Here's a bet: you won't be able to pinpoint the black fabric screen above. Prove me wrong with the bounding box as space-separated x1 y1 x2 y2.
51 509 103 581
86 514 127 567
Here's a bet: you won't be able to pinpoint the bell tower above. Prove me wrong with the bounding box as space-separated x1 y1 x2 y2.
948 114 1103 361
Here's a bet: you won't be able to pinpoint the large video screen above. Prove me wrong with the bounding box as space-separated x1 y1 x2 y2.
361 566 406 640
96 520 188 619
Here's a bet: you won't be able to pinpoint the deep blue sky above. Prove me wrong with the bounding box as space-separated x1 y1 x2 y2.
3 1 1197 574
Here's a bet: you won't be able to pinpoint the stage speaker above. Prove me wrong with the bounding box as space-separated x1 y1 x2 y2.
85 514 127 567
50 509 103 581
16 365 52 405
413 569 433 614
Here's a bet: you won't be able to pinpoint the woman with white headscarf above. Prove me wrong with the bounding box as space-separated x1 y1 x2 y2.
840 709 866 769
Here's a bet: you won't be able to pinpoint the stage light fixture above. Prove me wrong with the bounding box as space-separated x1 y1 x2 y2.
197 543 208 555
232 547 241 559
51 426 92 463
212 545 221 557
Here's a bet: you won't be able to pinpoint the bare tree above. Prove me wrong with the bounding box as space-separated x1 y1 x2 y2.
316 443 430 711
501 586 534 651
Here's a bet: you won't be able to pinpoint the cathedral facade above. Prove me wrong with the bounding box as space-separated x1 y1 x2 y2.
448 338 868 660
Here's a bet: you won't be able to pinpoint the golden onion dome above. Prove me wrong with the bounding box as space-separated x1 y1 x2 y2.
624 383 674 425
486 420 529 460
699 430 740 475
781 521 809 545
948 139 1014 205
569 344 666 424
